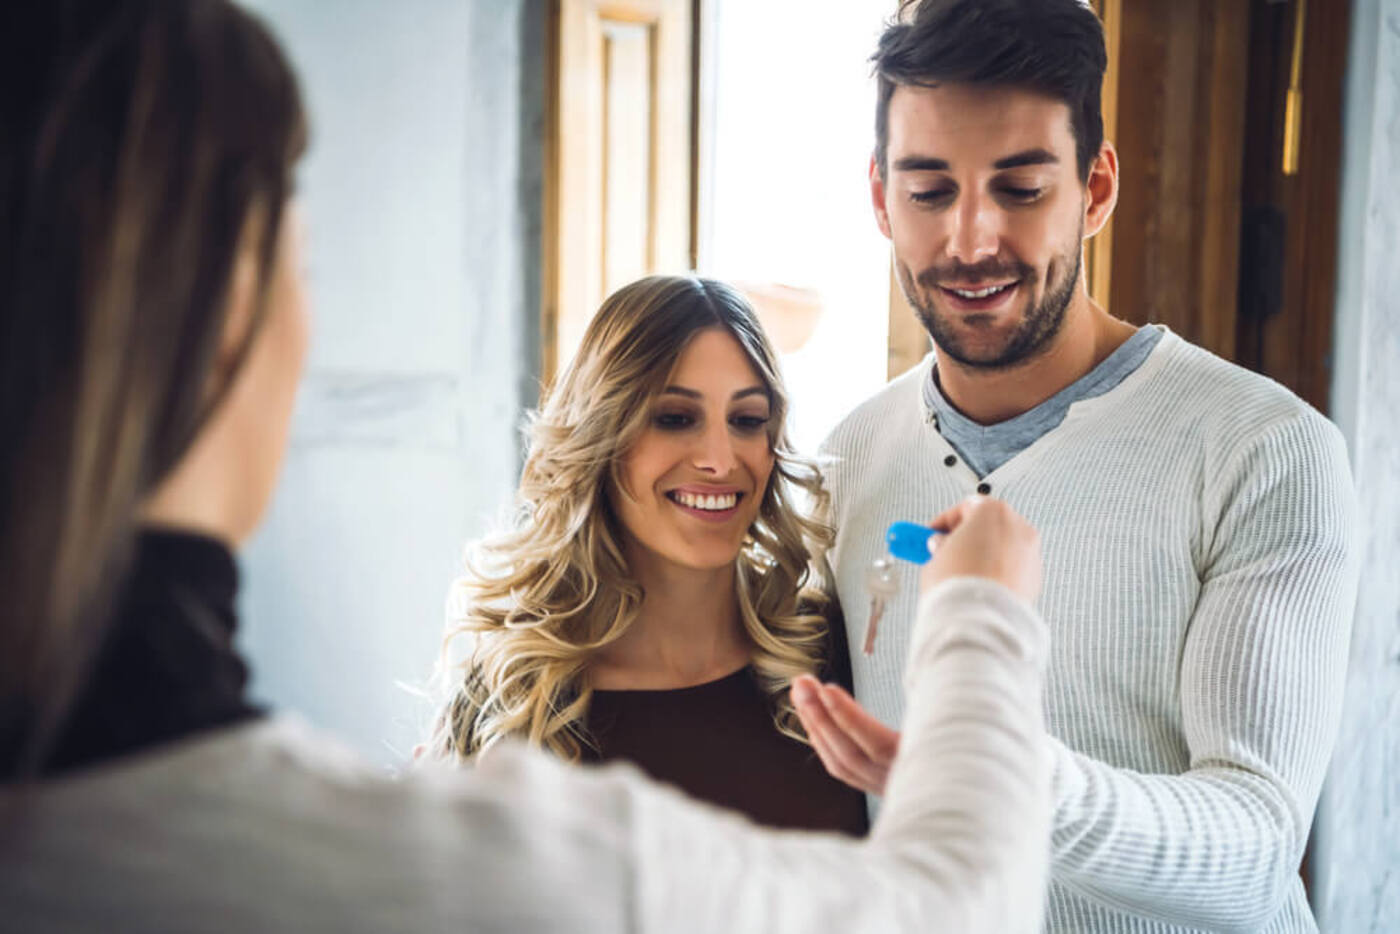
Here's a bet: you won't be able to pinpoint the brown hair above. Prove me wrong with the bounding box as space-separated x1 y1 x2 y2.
0 0 306 777
873 0 1107 180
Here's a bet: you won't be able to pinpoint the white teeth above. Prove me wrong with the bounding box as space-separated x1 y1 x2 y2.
952 284 1011 299
675 491 737 511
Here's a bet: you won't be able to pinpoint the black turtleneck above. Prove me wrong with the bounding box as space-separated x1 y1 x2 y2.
43 529 262 776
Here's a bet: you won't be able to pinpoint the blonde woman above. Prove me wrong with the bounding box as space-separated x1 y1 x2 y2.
432 275 868 834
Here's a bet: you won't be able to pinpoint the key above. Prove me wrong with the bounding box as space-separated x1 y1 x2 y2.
863 557 900 655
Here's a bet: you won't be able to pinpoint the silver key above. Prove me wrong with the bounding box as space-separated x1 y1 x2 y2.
863 557 900 655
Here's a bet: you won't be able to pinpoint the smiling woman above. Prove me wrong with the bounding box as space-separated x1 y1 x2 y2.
429 275 867 835
609 329 776 575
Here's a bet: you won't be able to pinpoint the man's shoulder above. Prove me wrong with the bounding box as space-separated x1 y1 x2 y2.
1151 332 1335 439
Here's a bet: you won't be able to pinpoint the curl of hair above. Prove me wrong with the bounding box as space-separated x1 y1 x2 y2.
431 276 835 763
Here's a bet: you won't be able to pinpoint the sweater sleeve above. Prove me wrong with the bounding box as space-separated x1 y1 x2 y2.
1048 412 1361 932
617 578 1051 933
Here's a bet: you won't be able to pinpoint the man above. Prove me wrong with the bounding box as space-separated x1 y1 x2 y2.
792 1 1360 932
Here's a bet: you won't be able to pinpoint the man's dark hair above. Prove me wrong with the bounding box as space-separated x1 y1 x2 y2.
873 0 1108 181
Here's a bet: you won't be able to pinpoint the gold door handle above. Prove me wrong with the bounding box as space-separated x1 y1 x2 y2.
1282 0 1307 176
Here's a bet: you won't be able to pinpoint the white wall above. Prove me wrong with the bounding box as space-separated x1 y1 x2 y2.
1315 0 1400 927
234 0 543 766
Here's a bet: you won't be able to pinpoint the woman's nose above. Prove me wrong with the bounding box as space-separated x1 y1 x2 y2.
691 422 738 475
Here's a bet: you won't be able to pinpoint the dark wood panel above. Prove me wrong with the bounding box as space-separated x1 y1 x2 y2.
1108 0 1249 361
1237 0 1350 414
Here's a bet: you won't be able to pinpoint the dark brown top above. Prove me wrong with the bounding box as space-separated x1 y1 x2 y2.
583 666 869 836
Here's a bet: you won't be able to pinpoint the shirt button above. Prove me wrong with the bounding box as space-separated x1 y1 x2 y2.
977 482 992 495
944 455 957 467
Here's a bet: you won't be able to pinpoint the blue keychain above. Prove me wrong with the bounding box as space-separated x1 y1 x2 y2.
885 520 941 565
862 522 942 655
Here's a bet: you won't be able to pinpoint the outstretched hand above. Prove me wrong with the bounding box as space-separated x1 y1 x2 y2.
791 675 899 795
793 495 1042 794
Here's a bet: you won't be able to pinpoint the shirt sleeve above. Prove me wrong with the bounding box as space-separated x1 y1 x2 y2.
1047 411 1361 931
615 577 1052 933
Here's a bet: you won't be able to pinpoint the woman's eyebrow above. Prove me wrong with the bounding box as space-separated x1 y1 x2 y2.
659 385 768 401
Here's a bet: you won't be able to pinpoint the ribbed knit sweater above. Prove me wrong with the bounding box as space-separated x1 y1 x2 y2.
820 328 1360 933
3 580 1051 933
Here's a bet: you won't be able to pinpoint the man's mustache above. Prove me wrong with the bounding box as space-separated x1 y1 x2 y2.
915 260 1034 289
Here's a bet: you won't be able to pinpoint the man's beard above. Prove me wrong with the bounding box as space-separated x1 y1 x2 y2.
897 228 1082 371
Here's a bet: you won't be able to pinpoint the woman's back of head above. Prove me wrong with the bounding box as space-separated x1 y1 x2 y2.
0 0 305 778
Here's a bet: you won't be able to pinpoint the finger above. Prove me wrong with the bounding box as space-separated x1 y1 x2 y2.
820 684 900 762
792 682 834 740
793 678 885 792
806 721 856 787
790 674 822 707
796 697 858 785
793 679 849 775
805 705 885 791
927 493 988 534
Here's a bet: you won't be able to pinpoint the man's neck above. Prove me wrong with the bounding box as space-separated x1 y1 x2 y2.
934 294 1138 425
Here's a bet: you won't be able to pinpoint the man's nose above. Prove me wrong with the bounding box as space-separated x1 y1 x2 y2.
946 194 1002 266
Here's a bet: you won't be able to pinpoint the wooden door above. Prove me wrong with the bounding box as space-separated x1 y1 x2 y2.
542 0 695 384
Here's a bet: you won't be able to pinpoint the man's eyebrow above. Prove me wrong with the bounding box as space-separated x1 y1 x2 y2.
891 149 1059 173
892 156 950 172
993 148 1059 170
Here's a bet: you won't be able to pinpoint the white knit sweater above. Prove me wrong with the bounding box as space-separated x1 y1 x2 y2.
821 328 1360 934
2 580 1049 933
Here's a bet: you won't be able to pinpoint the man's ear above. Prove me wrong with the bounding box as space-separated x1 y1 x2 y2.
869 154 893 240
1083 141 1118 239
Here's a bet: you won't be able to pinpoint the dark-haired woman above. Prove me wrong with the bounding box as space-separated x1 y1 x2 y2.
0 2 1054 931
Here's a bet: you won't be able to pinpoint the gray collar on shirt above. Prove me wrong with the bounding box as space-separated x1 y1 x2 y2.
923 324 1165 478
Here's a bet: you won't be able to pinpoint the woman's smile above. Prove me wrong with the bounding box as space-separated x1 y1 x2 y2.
665 487 745 523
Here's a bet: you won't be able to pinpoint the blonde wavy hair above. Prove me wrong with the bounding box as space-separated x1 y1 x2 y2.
431 275 836 763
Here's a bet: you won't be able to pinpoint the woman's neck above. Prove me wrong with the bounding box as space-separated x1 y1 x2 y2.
589 545 751 690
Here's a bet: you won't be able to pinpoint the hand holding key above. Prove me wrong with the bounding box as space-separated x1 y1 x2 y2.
863 521 947 654
919 495 1041 604
793 495 1043 795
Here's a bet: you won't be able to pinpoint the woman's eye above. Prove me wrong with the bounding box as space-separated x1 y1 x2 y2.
730 414 770 433
653 412 695 430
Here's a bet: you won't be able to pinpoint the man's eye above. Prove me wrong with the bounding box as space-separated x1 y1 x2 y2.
654 412 694 430
910 189 954 204
999 187 1043 202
